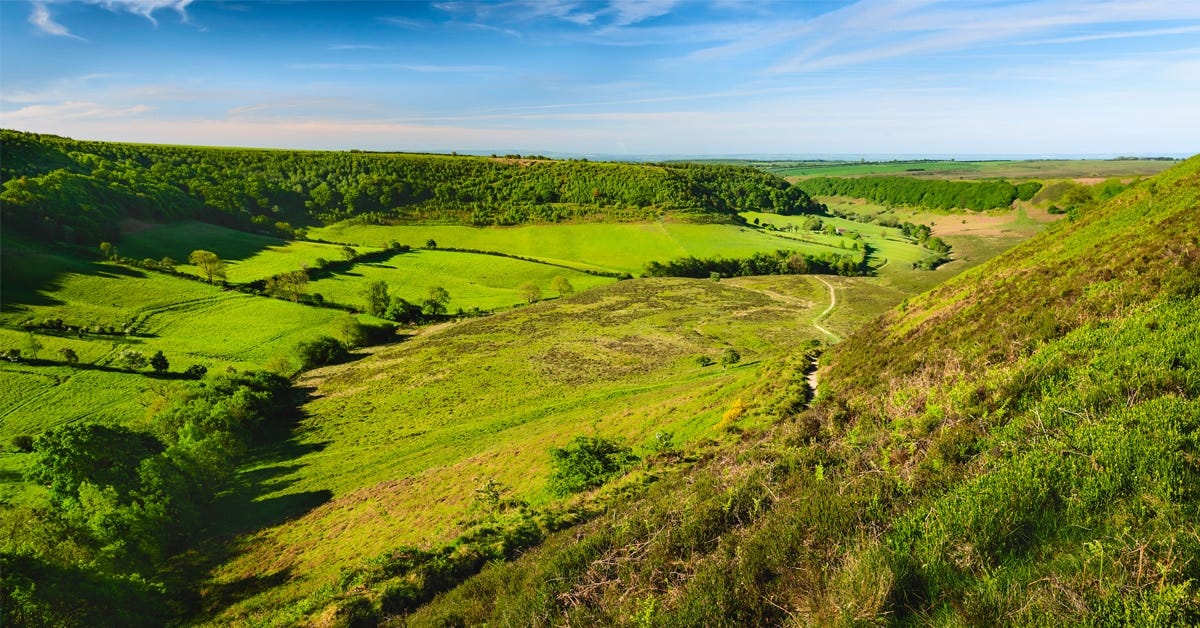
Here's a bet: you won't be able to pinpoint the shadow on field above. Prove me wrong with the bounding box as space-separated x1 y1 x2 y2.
1 239 152 313
175 386 334 618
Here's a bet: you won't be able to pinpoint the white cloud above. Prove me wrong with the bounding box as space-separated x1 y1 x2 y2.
95 0 194 25
28 0 194 37
0 101 153 122
29 1 84 39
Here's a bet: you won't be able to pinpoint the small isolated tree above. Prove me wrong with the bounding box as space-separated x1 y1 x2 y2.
58 347 79 364
695 355 715 367
341 245 357 261
188 250 226 284
116 349 148 371
149 350 169 374
547 435 639 496
24 333 43 360
362 280 390 316
425 238 438 249
720 348 742 368
551 276 574 297
518 282 542 304
423 286 450 317
99 241 117 260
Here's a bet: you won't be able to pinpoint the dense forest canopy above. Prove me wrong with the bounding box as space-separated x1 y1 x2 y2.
0 130 820 243
795 175 1042 211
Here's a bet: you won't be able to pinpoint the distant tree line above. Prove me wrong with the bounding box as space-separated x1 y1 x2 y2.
643 248 870 279
794 176 1042 211
1 130 821 244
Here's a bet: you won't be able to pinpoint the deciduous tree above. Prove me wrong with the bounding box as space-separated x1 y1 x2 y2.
188 250 226 284
518 282 542 304
551 276 574 296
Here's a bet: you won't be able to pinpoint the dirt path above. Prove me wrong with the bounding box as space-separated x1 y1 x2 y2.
811 276 840 343
806 276 841 401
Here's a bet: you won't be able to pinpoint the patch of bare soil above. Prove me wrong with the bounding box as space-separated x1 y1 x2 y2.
929 213 1015 237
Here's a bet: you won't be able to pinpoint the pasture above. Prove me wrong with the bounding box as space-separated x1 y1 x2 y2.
0 235 351 439
308 221 843 275
307 249 613 312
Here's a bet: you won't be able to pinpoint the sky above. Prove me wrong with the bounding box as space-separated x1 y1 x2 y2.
1 0 1198 157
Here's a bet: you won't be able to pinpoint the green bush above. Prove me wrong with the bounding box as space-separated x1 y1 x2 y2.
295 336 350 370
547 436 639 496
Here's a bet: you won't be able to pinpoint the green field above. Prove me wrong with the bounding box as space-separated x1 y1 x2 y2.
0 234 351 440
309 221 862 275
200 274 905 624
769 158 1178 180
307 249 613 312
118 221 383 283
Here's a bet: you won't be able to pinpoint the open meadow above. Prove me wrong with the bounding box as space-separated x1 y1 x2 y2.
198 273 906 624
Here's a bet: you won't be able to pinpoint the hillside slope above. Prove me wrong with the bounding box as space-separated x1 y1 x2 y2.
0 130 819 243
401 158 1199 625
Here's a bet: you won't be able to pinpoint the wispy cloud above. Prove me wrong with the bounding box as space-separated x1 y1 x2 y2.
1021 23 1200 45
94 0 194 25
0 101 153 121
289 62 506 73
29 1 84 39
435 0 681 32
28 0 195 38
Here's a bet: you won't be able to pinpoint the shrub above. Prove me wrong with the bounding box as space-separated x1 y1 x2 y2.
11 435 35 452
295 336 350 370
183 364 207 379
547 436 639 496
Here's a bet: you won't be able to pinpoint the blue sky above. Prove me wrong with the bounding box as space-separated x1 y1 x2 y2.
2 0 1198 156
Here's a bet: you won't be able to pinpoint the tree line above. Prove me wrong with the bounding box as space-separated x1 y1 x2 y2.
1 130 821 245
794 176 1042 211
643 248 870 279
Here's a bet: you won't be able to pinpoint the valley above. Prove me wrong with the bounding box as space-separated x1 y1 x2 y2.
0 129 1194 626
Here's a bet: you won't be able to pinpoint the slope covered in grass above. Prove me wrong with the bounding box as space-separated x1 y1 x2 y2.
0 234 350 438
401 158 1200 625
196 274 909 625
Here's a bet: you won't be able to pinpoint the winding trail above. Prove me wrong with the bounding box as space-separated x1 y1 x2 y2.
807 276 841 400
811 276 840 343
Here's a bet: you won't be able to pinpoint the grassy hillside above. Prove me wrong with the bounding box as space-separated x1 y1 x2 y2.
0 234 350 440
395 158 1200 625
197 274 890 625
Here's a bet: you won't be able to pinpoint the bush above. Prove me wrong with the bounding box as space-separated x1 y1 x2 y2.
296 336 350 370
183 364 207 379
547 436 639 496
11 435 34 452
